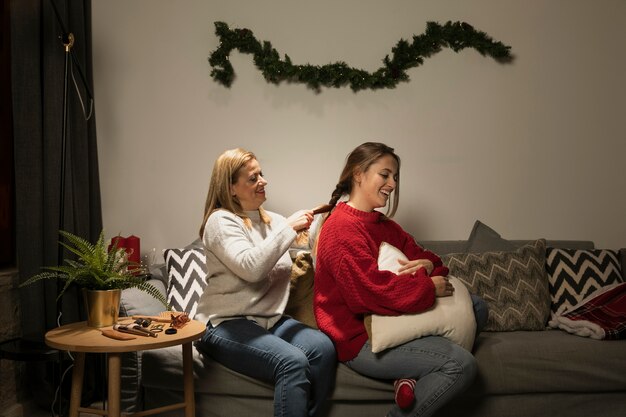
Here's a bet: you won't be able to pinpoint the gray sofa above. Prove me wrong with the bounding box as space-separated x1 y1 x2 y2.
119 225 626 417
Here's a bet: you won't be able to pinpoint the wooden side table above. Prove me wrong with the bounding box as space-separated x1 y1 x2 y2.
45 318 206 417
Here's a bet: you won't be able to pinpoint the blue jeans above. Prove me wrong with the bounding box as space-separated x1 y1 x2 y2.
345 295 488 417
472 294 489 336
196 316 336 417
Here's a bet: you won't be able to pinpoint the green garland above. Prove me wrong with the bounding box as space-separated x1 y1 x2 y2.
208 21 513 92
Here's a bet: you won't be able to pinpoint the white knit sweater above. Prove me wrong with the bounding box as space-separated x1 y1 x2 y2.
195 208 297 329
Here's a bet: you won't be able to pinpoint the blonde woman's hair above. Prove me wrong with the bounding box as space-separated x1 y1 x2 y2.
199 148 270 238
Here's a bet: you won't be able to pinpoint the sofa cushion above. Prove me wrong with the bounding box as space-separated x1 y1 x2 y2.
366 276 475 352
120 278 168 318
470 330 626 395
621 248 626 280
141 345 394 401
365 242 476 352
284 251 317 328
140 330 626 401
442 239 550 331
164 248 208 317
545 248 623 322
465 220 516 253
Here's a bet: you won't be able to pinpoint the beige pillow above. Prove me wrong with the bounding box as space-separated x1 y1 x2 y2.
285 251 317 329
366 242 476 352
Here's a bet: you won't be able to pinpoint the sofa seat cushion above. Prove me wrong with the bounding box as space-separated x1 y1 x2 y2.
141 345 394 401
473 330 626 395
140 330 626 401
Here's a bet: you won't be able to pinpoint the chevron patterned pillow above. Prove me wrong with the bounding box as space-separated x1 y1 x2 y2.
164 248 208 317
545 248 623 325
442 239 550 331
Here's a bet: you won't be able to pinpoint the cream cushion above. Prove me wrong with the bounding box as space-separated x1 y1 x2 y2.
367 242 477 352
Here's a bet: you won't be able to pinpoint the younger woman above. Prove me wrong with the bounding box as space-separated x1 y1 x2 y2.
314 142 486 417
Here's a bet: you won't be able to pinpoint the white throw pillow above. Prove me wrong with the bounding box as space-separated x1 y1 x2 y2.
369 242 477 352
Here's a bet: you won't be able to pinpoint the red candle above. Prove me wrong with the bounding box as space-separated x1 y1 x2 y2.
108 236 127 253
125 235 140 265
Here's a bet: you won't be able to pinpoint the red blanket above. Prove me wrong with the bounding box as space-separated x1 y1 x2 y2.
553 282 626 340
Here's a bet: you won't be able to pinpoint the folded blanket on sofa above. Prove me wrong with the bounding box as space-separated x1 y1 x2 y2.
552 282 626 340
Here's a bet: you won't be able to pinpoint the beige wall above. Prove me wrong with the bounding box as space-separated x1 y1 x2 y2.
92 0 626 263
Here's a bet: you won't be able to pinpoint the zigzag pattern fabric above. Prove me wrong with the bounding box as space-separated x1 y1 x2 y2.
442 239 550 331
164 248 208 317
545 248 623 320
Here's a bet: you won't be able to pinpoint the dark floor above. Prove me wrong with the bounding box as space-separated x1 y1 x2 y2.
21 401 54 417
22 400 103 417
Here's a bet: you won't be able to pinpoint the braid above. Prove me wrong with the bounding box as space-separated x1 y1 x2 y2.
328 181 350 207
312 181 349 256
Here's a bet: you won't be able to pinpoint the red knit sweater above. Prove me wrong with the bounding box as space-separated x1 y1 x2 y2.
314 203 449 361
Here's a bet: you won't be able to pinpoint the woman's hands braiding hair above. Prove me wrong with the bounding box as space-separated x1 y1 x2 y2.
287 210 314 232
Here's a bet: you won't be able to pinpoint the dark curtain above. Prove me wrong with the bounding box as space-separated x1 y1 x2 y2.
1 0 15 266
12 0 101 335
11 0 104 409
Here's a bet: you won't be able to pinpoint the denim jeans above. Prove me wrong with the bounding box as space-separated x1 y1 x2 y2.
196 316 336 417
345 295 488 417
471 294 489 335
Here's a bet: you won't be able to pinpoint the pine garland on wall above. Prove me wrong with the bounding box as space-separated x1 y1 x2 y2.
208 21 513 92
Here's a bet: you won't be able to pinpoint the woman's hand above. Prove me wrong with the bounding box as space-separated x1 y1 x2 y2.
431 276 455 297
397 258 434 275
287 209 314 232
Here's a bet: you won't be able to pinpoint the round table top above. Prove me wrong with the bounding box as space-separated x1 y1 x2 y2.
45 318 206 353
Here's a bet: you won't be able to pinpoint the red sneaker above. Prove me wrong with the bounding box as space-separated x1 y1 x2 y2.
393 378 416 409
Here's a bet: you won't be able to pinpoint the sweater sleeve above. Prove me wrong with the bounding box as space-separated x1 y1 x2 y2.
323 227 436 316
203 211 296 283
396 224 449 277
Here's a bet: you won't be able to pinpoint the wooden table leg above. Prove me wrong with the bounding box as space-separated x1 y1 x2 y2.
182 342 195 417
68 352 85 417
108 352 121 417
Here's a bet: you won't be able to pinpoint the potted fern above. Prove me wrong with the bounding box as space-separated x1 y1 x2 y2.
20 230 169 327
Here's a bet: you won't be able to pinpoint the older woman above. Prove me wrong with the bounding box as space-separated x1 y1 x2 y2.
195 148 336 417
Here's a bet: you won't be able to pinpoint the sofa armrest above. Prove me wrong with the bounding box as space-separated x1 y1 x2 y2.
120 278 167 317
